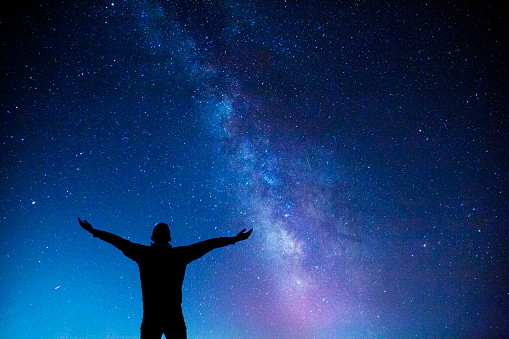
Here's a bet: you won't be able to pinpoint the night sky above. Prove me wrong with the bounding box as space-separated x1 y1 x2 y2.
1 1 507 338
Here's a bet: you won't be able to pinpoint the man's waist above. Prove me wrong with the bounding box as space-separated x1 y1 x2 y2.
142 292 182 305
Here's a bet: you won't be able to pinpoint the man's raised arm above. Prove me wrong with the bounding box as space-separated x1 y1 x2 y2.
185 228 253 263
78 217 131 252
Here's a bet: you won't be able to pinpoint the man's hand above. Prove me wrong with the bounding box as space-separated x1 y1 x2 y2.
78 217 95 234
234 229 253 243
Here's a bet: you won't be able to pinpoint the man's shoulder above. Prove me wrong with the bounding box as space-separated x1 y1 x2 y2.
168 244 194 256
121 242 150 259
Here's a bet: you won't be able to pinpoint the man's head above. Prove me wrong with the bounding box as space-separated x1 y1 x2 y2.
152 223 171 244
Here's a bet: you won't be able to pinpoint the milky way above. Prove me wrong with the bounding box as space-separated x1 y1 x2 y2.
200 91 374 331
1 1 507 338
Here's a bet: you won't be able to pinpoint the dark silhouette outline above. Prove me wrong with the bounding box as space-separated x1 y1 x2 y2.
79 217 253 339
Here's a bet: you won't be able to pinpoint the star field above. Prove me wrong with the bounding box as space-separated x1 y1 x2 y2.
1 1 507 338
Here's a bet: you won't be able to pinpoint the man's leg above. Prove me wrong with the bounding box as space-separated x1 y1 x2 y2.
140 327 163 339
162 306 187 339
140 312 164 339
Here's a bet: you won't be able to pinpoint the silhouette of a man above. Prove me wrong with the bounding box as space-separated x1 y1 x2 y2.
79 217 253 339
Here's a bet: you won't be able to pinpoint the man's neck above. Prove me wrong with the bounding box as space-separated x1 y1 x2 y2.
151 242 172 248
